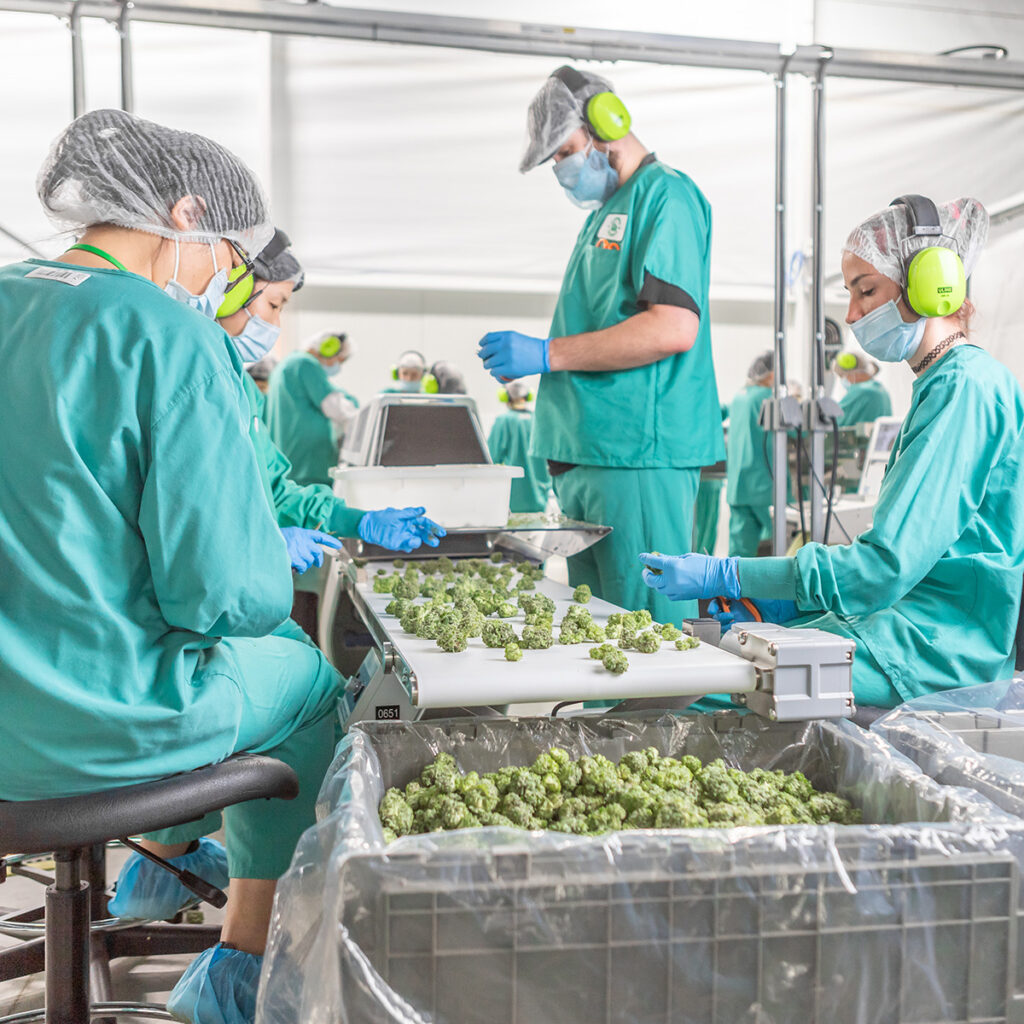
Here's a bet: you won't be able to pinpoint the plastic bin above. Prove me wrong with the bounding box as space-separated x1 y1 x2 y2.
259 714 1024 1024
873 679 1024 820
331 464 523 530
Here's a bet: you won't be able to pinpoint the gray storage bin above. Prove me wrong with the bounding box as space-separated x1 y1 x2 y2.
259 713 1024 1024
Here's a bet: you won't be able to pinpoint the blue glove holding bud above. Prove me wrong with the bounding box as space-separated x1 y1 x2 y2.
477 330 551 382
359 507 446 552
281 527 342 573
638 552 742 602
708 597 798 634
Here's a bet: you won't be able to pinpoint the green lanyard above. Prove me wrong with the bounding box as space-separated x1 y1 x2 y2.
67 243 129 273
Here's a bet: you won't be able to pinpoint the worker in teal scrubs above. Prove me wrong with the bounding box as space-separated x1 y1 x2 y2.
3 109 337 1023
487 380 552 513
381 349 428 393
477 66 724 624
641 196 1024 709
219 237 445 642
834 351 893 426
726 352 775 556
265 331 358 486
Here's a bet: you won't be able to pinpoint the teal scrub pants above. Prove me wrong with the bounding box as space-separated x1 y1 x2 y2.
728 504 771 557
145 630 340 879
693 478 723 555
553 466 700 624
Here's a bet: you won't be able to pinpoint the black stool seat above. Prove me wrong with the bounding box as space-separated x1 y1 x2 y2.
0 755 299 857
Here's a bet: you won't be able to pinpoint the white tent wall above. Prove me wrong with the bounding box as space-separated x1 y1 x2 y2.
1 0 1022 433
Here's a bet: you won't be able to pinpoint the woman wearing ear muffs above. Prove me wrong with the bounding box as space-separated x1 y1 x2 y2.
640 196 1024 710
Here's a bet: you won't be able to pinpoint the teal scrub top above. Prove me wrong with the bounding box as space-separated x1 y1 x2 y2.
0 260 294 798
725 384 773 507
531 158 725 469
839 378 892 427
242 374 366 536
266 352 349 487
487 408 552 513
740 346 1024 704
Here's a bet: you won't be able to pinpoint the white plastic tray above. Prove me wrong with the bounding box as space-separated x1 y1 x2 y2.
332 464 523 530
355 576 757 708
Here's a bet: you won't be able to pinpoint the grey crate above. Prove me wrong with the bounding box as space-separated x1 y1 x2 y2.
332 716 1024 1024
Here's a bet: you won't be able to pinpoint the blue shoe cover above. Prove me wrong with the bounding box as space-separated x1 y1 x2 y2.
167 943 262 1024
108 837 229 920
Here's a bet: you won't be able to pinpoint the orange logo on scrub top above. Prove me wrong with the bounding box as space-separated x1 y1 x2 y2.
595 238 621 250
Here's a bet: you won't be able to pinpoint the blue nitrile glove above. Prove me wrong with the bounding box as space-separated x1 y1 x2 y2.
108 837 228 921
708 597 799 634
477 330 551 382
358 507 446 552
166 942 262 1024
638 552 742 602
280 526 342 573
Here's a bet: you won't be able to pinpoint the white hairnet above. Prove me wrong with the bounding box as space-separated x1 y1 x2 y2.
748 350 774 382
842 197 989 287
519 66 615 174
397 350 426 371
506 380 532 401
37 109 274 255
430 361 467 395
833 351 879 377
245 355 277 381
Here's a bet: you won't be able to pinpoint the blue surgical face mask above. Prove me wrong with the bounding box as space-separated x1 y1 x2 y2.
164 240 230 320
849 299 927 363
553 145 620 210
232 309 280 363
396 378 421 392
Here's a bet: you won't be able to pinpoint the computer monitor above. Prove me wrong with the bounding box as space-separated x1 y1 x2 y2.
857 417 903 499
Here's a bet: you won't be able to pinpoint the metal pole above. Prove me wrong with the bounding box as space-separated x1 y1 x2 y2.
770 62 790 556
69 0 85 116
808 53 831 543
117 0 134 112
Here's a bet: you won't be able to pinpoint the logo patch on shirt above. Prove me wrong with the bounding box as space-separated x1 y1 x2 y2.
597 214 628 242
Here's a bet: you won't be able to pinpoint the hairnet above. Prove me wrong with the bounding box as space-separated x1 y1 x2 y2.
430 361 467 395
254 243 304 293
506 380 532 402
833 351 879 377
519 66 615 174
246 355 277 381
37 109 274 255
842 197 989 287
748 351 774 382
397 350 426 372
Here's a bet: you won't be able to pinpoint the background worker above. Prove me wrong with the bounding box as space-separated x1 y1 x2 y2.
477 65 724 624
641 196 1024 709
487 380 552 514
834 350 893 426
726 351 775 556
265 330 358 487
382 349 428 393
0 108 338 1023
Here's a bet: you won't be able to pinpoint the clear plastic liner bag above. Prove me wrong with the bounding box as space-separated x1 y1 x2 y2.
873 678 1024 819
258 712 1024 1024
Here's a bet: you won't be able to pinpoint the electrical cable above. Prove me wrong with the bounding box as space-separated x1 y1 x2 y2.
799 434 852 544
824 417 841 544
551 700 585 717
794 426 807 542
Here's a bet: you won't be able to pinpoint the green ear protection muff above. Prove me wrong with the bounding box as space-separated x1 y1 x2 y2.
422 373 439 394
498 387 534 403
319 333 345 359
216 228 293 320
836 352 858 372
552 66 631 142
215 264 255 319
889 194 966 318
390 350 427 380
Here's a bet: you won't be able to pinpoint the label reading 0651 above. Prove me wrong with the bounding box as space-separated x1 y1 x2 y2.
375 705 401 720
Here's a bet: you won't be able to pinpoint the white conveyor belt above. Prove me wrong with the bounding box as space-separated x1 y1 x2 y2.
354 575 758 708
